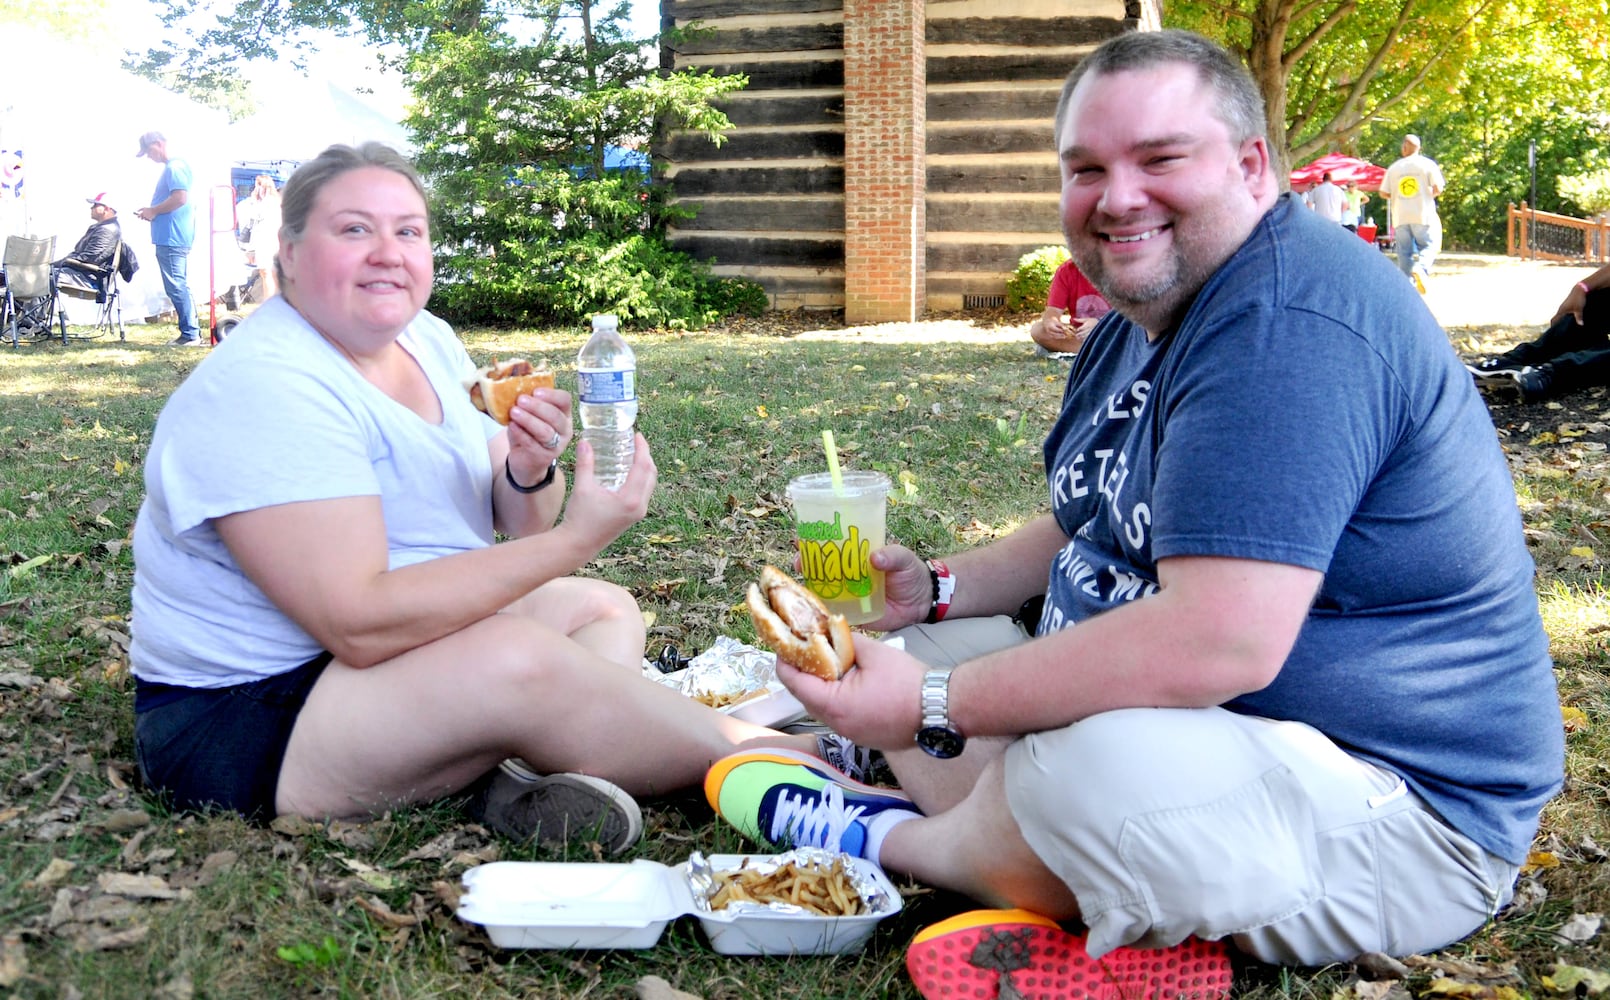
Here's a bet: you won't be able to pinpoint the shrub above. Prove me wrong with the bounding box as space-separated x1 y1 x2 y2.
430 235 769 330
1006 245 1070 311
1559 169 1610 216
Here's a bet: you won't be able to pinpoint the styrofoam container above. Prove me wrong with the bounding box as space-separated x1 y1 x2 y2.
457 853 901 955
658 667 808 728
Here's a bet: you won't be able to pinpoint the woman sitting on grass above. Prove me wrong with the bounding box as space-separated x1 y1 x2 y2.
128 142 830 852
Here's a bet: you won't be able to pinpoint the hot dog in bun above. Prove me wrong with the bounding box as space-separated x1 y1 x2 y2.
745 564 855 680
466 358 555 425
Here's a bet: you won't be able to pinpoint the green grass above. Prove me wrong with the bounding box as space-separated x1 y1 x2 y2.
0 316 1605 997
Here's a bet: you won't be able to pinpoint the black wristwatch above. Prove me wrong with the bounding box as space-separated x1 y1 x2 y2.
915 667 966 759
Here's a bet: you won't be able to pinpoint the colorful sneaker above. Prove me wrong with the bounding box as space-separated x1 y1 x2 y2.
472 759 643 856
906 908 1233 1000
705 748 917 857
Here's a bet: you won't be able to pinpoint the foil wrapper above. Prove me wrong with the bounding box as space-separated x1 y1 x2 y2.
685 849 894 918
651 635 778 704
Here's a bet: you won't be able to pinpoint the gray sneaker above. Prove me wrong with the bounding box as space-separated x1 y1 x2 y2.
473 759 643 855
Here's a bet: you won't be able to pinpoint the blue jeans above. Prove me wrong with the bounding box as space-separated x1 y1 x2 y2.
1393 222 1439 278
153 244 199 340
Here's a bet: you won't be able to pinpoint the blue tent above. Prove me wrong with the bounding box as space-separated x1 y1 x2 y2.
603 146 650 174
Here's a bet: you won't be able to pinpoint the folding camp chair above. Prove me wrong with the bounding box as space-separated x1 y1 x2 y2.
2 235 66 347
54 240 127 341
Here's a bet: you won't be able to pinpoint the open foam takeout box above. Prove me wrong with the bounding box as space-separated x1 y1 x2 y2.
456 850 902 955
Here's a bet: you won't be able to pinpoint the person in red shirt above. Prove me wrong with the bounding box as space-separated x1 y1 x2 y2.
1029 258 1111 358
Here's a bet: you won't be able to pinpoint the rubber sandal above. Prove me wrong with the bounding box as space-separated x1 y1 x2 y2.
906 908 1232 1000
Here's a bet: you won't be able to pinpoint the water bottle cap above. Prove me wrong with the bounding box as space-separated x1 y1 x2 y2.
592 314 619 331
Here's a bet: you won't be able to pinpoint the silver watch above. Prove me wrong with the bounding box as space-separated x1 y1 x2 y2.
914 667 966 759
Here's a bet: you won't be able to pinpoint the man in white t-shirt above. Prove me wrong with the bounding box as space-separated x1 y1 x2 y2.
1308 172 1345 223
1382 134 1446 291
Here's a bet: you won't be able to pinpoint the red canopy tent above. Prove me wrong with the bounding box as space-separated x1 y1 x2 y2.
1289 153 1384 192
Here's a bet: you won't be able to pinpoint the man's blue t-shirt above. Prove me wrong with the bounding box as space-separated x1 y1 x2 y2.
1040 194 1562 865
150 158 195 248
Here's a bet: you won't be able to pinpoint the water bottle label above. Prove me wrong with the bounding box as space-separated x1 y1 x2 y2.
578 368 636 404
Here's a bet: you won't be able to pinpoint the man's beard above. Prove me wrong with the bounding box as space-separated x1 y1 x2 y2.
1066 206 1247 335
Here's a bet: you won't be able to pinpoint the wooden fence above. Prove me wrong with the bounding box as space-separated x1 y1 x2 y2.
1507 202 1610 263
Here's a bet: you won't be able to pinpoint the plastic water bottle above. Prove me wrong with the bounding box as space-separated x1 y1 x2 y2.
576 313 637 490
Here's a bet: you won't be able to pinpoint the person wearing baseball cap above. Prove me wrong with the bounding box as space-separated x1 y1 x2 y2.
53 191 123 296
133 130 201 344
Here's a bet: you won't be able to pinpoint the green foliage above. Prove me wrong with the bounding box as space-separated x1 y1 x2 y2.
1559 169 1610 217
1005 246 1070 311
404 1 754 329
430 230 768 329
135 0 762 329
276 936 342 967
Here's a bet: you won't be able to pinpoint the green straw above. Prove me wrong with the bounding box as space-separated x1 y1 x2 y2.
822 429 845 494
820 430 871 615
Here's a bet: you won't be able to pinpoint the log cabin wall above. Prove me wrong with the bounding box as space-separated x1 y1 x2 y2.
660 0 1154 316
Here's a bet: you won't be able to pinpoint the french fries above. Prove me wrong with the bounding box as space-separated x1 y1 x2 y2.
692 687 765 710
707 857 864 917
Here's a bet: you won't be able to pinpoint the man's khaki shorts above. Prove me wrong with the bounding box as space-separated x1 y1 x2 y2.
892 616 1519 964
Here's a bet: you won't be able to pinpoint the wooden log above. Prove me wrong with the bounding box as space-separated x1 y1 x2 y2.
927 125 1057 156
680 58 843 89
669 234 845 269
928 198 1059 233
716 94 846 128
926 16 1124 47
927 240 1063 273
671 0 842 18
671 197 845 231
668 23 844 56
664 129 845 162
927 88 1061 123
927 162 1059 194
929 52 1094 85
670 165 846 197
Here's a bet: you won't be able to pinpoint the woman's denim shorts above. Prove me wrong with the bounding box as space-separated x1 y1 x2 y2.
134 654 332 824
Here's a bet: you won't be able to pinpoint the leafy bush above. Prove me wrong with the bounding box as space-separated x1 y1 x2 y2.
430 233 769 330
1006 245 1070 311
1559 169 1610 216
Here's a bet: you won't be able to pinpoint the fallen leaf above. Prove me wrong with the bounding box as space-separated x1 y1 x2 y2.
97 872 178 899
0 932 27 987
31 857 76 888
1546 964 1610 995
1555 911 1603 944
1524 849 1561 874
1564 705 1591 732
355 894 421 929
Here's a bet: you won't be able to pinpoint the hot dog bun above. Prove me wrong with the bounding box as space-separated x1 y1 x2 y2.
745 564 855 681
466 358 555 424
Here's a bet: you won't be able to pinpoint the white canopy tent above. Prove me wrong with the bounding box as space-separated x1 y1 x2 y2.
1 29 414 332
223 80 414 162
0 26 241 327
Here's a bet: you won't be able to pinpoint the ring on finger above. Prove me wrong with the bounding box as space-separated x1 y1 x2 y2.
546 431 562 450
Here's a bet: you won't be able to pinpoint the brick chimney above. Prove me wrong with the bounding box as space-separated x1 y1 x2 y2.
842 0 926 323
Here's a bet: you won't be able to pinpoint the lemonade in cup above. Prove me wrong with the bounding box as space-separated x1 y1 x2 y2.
787 470 889 626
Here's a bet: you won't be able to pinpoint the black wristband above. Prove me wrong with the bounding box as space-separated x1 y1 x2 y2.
505 457 558 494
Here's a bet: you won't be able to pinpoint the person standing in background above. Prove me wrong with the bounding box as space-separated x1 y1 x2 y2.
133 131 201 346
1339 179 1369 232
1308 172 1345 224
1382 134 1445 293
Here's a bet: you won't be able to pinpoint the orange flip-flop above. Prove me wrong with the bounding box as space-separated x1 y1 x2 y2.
906 908 1233 1000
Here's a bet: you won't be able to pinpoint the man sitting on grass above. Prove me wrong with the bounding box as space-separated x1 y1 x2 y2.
705 29 1562 971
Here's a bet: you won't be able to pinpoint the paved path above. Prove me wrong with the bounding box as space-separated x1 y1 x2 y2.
1421 253 1598 330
